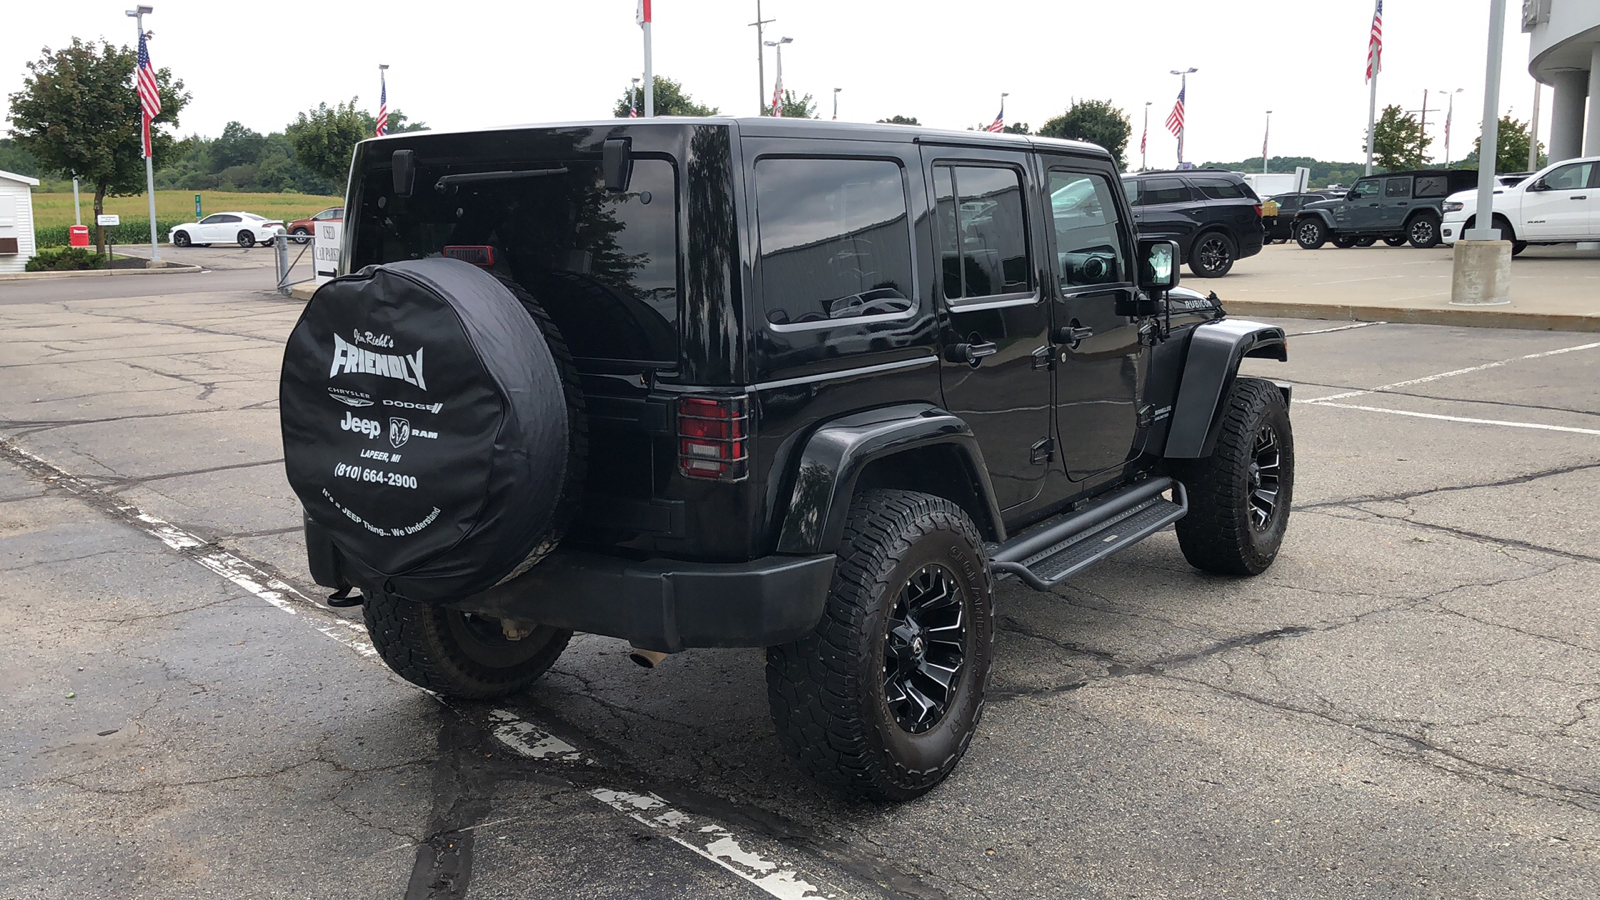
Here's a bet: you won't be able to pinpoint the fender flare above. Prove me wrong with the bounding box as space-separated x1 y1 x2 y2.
775 403 1004 555
1164 319 1289 459
1294 208 1336 231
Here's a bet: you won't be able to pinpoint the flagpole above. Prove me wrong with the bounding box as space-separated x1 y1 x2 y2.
1263 110 1272 174
639 0 654 117
1141 102 1150 171
1364 0 1380 176
129 5 159 264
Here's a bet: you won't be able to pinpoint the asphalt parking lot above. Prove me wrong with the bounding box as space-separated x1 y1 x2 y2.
1 259 1597 899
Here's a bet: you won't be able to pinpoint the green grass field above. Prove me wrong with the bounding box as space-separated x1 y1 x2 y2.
31 190 343 231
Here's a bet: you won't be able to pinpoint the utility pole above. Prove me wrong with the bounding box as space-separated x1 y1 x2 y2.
128 5 159 263
750 1 775 116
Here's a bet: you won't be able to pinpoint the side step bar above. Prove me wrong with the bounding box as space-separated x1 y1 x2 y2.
990 478 1187 591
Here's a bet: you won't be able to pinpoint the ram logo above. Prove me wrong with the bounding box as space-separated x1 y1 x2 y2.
390 417 411 449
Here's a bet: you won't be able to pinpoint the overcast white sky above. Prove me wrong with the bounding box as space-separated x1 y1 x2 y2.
3 0 1542 169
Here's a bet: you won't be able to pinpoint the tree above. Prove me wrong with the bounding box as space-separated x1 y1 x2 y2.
358 108 427 135
212 121 266 170
1003 122 1031 135
1462 115 1545 173
767 90 816 119
876 115 920 126
287 99 369 184
1368 104 1430 171
1040 100 1132 169
7 38 191 254
0 139 40 177
611 76 718 117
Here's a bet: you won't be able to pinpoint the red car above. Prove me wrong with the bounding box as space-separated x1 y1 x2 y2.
288 207 343 243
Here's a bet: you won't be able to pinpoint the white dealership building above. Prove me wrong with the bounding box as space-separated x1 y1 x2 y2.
1526 0 1600 161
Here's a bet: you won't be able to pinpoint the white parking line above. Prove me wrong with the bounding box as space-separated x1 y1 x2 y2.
1290 321 1387 336
1302 341 1600 404
1309 402 1600 436
1 438 834 900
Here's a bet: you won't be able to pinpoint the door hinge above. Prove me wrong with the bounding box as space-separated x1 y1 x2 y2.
1031 345 1054 370
1030 438 1055 465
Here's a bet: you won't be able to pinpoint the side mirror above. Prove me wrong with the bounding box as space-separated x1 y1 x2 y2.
392 149 415 198
603 138 633 193
1137 238 1180 293
1526 179 1546 192
1346 190 1358 201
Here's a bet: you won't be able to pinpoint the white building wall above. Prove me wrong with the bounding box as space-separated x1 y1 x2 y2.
1527 0 1600 161
0 181 38 275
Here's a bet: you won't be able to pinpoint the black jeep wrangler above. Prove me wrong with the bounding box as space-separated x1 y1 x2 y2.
279 118 1294 801
1292 169 1478 249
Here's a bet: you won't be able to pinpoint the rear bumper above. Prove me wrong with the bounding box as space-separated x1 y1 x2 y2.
446 549 835 653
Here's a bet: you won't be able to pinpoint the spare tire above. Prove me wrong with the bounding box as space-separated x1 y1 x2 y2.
279 258 584 603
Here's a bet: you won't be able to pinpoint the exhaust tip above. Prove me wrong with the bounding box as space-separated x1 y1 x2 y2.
628 647 670 669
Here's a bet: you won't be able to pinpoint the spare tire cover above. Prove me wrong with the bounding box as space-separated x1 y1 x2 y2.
280 258 570 602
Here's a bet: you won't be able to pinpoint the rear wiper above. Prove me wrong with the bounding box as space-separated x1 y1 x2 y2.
433 167 568 193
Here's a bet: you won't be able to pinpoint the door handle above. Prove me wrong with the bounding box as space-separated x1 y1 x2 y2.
1571 195 1587 200
1054 322 1095 349
948 339 998 367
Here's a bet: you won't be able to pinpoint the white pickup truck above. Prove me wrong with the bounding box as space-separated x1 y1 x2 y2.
1440 156 1598 255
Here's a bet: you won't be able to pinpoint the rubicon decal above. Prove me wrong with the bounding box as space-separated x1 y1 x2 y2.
340 411 382 439
329 334 427 390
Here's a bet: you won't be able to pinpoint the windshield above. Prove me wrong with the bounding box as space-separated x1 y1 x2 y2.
351 157 682 366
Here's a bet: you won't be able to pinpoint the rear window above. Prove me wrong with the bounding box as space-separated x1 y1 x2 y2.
1190 176 1252 200
351 157 681 365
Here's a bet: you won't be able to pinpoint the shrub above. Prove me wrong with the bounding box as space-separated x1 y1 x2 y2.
25 246 107 271
34 219 187 248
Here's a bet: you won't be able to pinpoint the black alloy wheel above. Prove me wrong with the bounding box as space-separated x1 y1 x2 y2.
1294 218 1327 249
172 230 191 248
236 230 255 248
1407 214 1441 248
884 564 967 734
1247 423 1283 532
1189 232 1237 277
1382 235 1408 247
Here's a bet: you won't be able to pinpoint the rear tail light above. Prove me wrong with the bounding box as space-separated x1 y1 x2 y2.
1253 204 1263 217
677 395 749 481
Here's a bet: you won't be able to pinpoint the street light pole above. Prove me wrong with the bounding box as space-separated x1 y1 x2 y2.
128 5 158 263
749 0 775 116
1464 0 1507 243
1170 68 1196 166
1263 110 1272 174
1419 89 1430 161
763 37 792 115
833 87 841 120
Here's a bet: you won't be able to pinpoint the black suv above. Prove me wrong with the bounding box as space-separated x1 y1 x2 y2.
1120 169 1265 277
1292 169 1478 249
279 119 1295 801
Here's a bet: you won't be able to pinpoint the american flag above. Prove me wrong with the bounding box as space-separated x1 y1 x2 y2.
135 30 160 159
375 74 388 137
1140 122 1147 155
985 107 1004 133
1165 86 1185 138
1366 0 1383 83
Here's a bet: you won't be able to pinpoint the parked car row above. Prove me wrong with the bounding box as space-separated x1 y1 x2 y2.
165 206 343 249
1440 157 1598 255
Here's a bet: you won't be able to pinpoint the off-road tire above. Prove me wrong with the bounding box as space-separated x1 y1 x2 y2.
1382 235 1408 247
363 592 571 699
1294 218 1327 249
766 489 993 801
1173 378 1294 576
1189 231 1237 278
1407 213 1441 248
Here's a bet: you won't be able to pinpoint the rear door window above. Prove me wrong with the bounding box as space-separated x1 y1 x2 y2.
1385 177 1412 198
752 157 915 325
933 164 1033 300
1139 178 1193 205
1191 176 1249 200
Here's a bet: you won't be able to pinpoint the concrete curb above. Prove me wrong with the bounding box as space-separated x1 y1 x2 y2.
288 283 316 301
1224 300 1600 334
0 264 204 282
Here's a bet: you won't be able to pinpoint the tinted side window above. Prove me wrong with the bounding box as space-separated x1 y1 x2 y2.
1048 170 1126 288
1277 196 1304 211
215 214 241 223
1385 177 1412 198
1191 176 1249 200
1414 175 1449 198
934 164 1032 300
754 157 914 325
1351 179 1381 199
1140 178 1192 205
